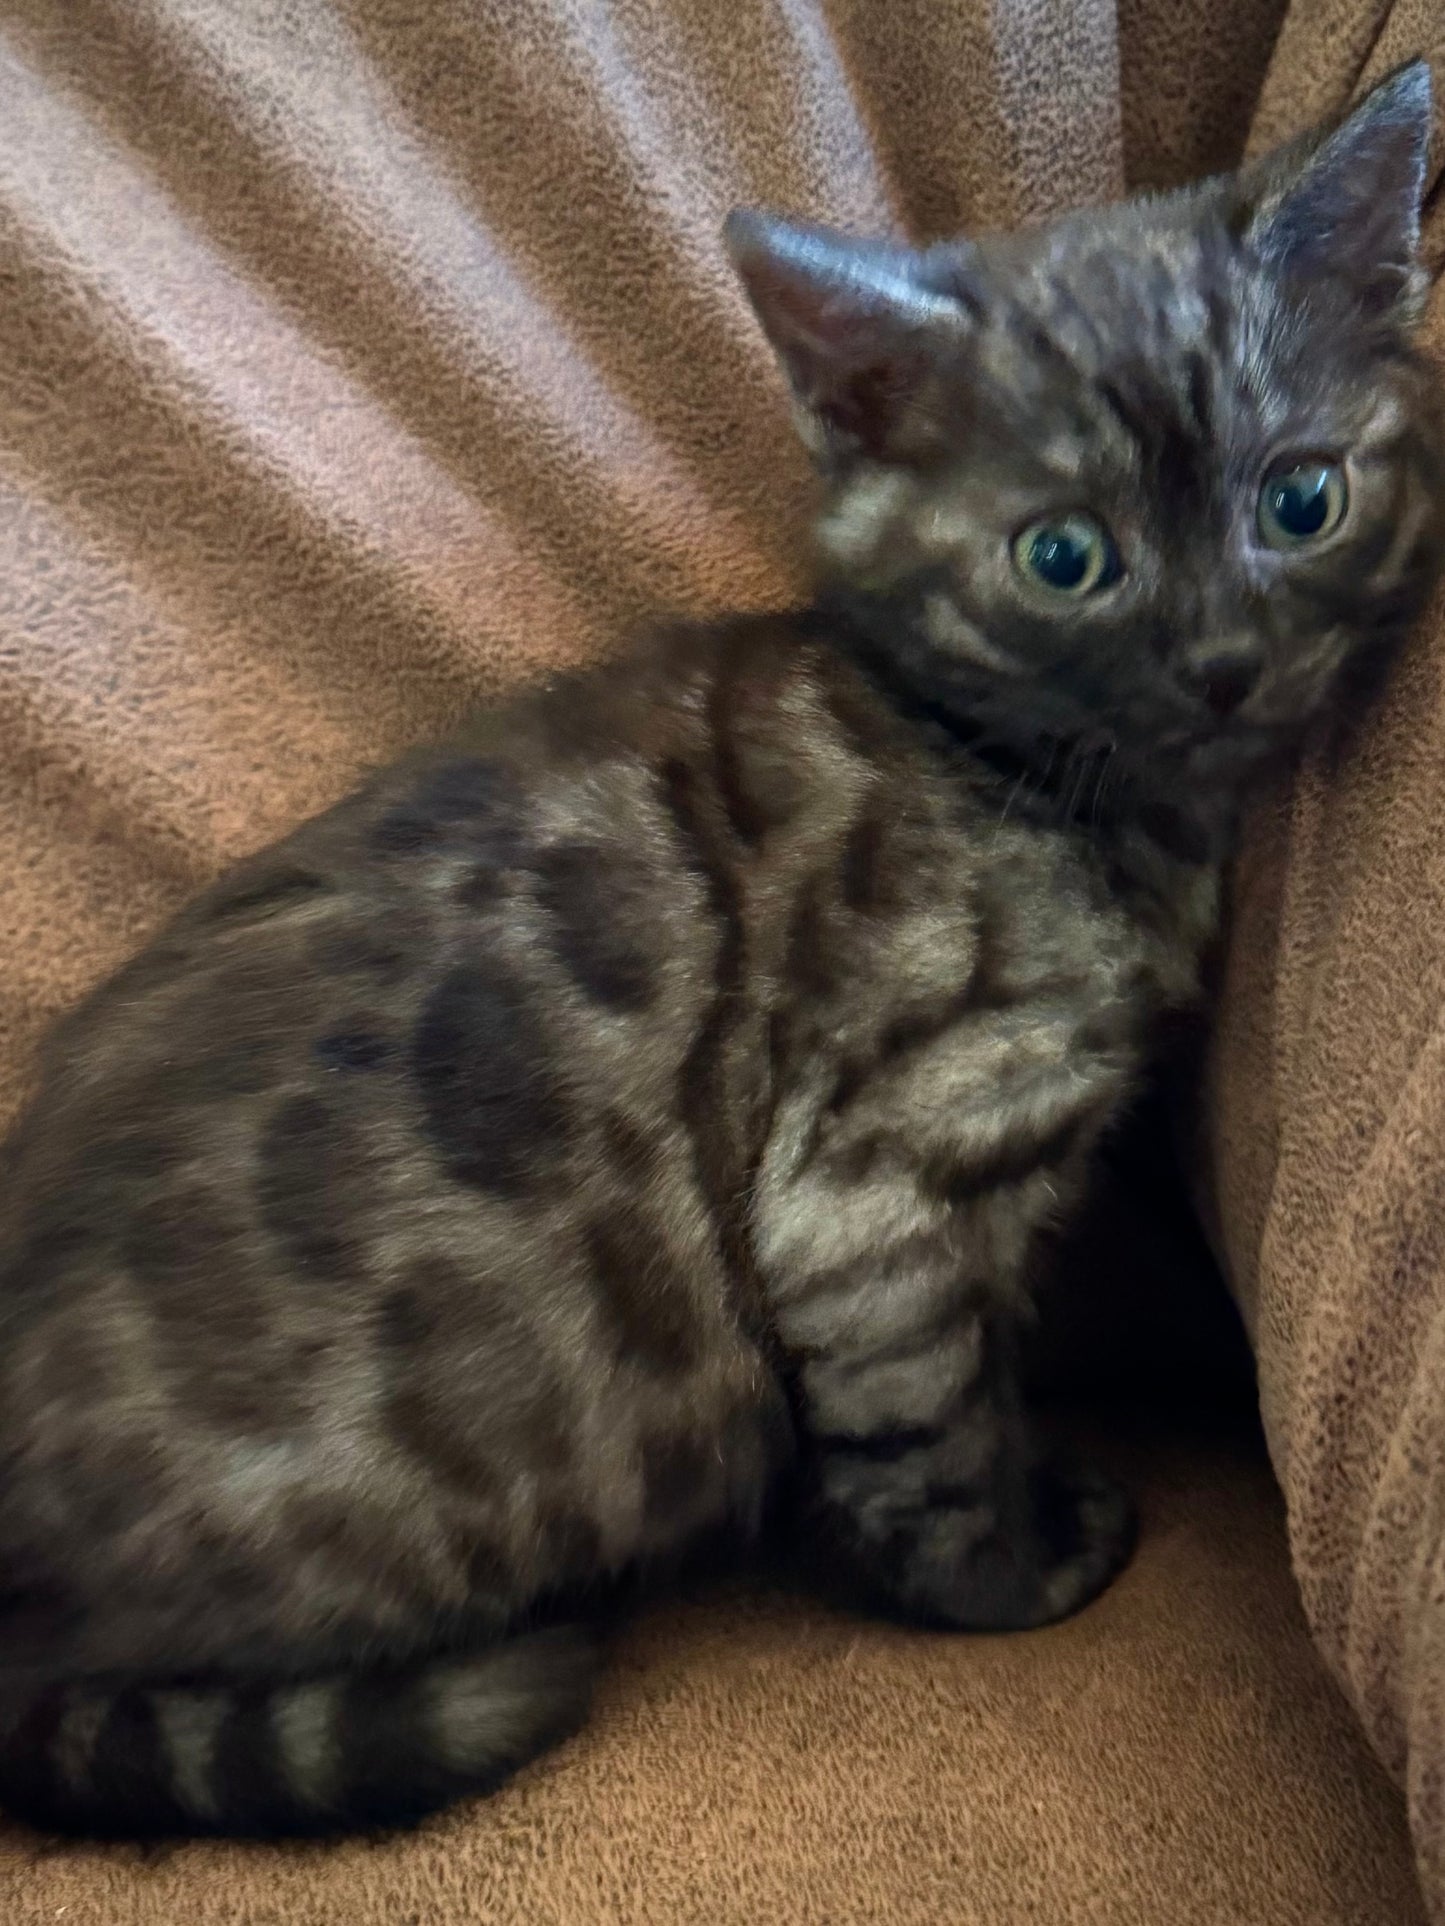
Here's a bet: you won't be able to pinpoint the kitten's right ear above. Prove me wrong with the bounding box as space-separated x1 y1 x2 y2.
725 210 970 464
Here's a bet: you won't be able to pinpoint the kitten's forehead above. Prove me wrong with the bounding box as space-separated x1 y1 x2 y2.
1009 202 1223 347
960 194 1380 481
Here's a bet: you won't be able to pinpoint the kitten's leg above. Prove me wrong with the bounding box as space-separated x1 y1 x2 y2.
758 1129 1133 1630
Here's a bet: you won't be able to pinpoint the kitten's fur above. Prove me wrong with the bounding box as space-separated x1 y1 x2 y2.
0 68 1440 1839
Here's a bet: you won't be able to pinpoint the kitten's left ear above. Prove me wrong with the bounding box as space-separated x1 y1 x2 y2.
1247 59 1435 321
725 209 971 465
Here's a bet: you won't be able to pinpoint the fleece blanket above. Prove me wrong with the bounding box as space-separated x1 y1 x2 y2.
0 0 1440 1919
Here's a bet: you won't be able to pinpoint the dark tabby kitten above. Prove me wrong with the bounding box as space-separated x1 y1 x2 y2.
0 66 1440 1840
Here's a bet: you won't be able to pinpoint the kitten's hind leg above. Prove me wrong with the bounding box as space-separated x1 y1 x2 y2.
0 1624 598 1840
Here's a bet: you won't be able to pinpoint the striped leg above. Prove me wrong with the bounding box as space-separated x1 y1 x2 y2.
799 1293 1133 1630
757 1143 1133 1630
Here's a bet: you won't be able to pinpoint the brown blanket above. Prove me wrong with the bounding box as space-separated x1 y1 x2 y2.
0 0 1442 1918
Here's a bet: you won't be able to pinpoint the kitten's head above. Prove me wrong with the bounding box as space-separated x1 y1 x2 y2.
728 62 1445 814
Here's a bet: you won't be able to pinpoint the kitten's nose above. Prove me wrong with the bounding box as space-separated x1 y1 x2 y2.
1178 642 1263 717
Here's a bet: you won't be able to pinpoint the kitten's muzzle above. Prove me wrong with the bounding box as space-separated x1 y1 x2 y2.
1175 639 1264 718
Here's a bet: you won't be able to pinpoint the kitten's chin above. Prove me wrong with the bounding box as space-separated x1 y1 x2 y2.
1170 727 1295 793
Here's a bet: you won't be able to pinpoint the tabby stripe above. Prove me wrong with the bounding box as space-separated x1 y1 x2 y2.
86 1686 170 1830
214 1682 294 1831
814 1423 945 1463
710 681 771 846
660 742 773 1342
795 1299 975 1373
927 1110 1091 1205
340 1666 457 1826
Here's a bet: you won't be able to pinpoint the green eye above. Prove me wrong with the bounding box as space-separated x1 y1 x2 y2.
1012 513 1122 597
1257 459 1347 549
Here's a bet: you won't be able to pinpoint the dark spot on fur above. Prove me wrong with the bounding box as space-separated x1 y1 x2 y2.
313 1027 392 1073
411 757 523 825
376 1284 436 1349
202 867 330 923
710 673 801 846
411 960 570 1194
455 863 506 911
370 804 443 857
601 1110 662 1183
256 1095 368 1281
534 843 656 1011
373 759 530 874
384 1384 501 1495
585 1210 698 1374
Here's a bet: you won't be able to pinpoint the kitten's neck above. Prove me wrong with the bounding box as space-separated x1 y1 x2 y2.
813 590 1254 869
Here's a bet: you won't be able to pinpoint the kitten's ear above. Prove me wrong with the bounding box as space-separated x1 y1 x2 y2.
725 209 970 463
1246 59 1434 320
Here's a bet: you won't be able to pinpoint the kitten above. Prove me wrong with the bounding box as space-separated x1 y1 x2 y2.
0 64 1439 1840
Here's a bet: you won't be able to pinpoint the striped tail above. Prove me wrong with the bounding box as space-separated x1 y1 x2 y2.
0 1626 596 1839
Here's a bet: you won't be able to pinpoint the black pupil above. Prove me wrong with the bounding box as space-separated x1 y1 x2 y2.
1269 466 1330 537
1028 525 1093 589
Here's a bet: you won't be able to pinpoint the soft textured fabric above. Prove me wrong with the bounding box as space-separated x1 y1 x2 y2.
0 1420 1424 1926
0 0 1441 1919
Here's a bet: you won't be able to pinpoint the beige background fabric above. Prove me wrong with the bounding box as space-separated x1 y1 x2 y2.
0 0 1442 1919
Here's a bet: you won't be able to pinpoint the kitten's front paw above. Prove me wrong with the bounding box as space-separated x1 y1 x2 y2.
1025 1462 1136 1626
909 1461 1135 1633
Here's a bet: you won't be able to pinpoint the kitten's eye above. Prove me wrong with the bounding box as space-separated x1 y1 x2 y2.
1257 459 1347 549
1012 514 1122 598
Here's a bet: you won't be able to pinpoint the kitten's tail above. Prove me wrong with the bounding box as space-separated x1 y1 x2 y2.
0 1625 596 1839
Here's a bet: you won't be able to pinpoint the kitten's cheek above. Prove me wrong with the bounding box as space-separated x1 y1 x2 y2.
921 595 1020 674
